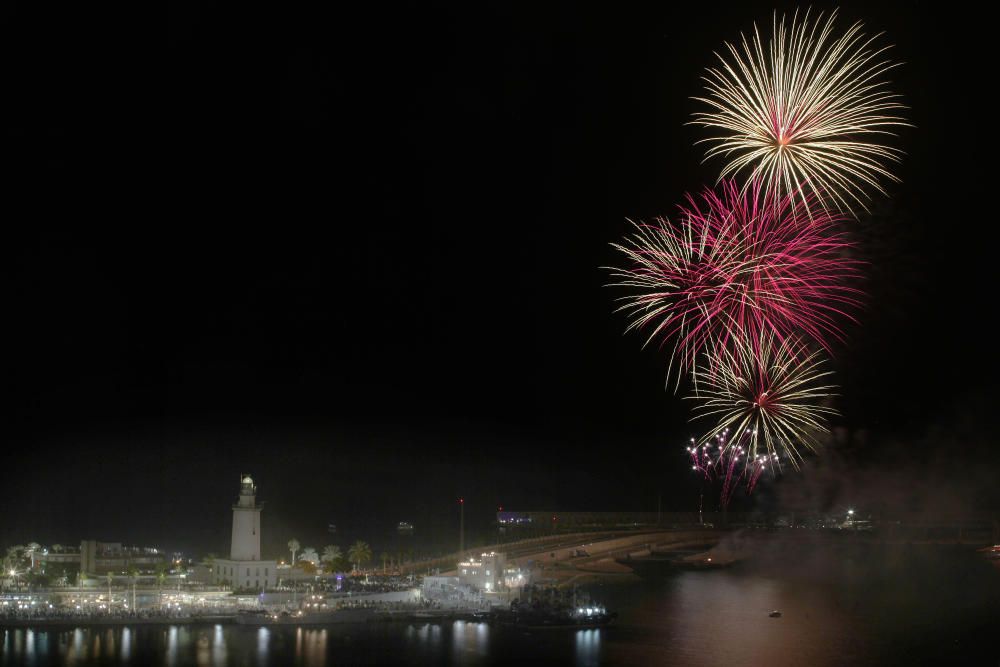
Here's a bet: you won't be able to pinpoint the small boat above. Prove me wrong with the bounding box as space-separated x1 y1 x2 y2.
768 610 782 618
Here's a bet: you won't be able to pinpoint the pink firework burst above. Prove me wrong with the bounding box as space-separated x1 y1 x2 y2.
686 428 782 509
609 180 862 385
746 451 780 494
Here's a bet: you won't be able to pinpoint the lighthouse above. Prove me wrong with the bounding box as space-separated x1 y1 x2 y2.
211 474 278 591
230 474 261 560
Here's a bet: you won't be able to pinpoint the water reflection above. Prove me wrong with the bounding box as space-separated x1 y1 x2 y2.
301 629 327 667
257 626 270 665
1 550 996 667
166 626 179 667
104 628 116 658
451 620 489 660
122 627 132 661
212 624 226 666
195 629 211 666
67 628 86 665
575 628 602 666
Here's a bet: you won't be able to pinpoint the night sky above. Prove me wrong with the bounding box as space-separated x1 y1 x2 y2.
5 2 997 557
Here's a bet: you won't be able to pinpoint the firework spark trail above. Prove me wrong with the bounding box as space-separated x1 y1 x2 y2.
687 437 716 480
691 333 838 468
691 8 909 214
718 442 744 509
686 429 777 508
608 180 862 385
747 452 779 493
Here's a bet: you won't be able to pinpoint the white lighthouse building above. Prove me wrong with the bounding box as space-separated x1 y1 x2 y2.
212 474 278 591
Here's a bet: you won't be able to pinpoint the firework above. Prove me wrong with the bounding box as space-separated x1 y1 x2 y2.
608 180 861 384
691 333 838 467
686 429 778 508
746 451 779 494
687 437 717 480
691 8 908 214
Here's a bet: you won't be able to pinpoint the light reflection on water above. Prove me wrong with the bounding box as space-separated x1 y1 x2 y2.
451 619 489 660
212 624 226 666
575 628 601 667
0 620 532 665
256 627 269 666
295 628 327 667
121 626 131 662
1 547 995 666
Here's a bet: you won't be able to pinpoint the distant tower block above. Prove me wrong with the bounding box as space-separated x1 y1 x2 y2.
231 474 262 561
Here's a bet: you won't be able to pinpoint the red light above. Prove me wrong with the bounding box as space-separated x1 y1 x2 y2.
459 498 464 504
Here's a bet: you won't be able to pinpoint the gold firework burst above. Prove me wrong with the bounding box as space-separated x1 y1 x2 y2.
690 334 838 468
692 8 909 214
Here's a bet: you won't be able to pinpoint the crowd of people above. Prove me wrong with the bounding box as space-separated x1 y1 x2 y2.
333 597 429 611
0 604 229 622
335 575 418 594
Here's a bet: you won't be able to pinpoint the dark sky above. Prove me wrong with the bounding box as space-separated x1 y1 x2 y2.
5 2 997 556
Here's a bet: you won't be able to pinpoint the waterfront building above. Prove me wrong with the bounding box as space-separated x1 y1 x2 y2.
34 541 164 575
457 552 506 592
211 475 278 591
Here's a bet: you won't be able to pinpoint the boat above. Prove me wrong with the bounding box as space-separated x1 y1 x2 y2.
493 585 616 630
492 607 617 629
769 610 782 618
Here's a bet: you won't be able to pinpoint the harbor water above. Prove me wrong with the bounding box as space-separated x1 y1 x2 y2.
2 543 997 665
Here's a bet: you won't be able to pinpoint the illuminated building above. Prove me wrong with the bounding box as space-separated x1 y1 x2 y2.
457 552 506 592
211 475 278 591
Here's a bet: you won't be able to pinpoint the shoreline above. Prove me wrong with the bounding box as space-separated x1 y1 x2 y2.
0 615 236 629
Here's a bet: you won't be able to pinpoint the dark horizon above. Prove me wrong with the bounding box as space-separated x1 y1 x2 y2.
5 1 998 555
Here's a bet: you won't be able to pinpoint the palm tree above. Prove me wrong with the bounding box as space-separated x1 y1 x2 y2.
348 541 372 573
127 565 139 610
287 538 300 565
155 562 168 601
52 544 64 553
321 545 341 570
26 543 41 570
299 547 319 566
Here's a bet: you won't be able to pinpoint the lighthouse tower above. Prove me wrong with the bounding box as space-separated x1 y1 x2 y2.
230 474 261 560
211 474 278 591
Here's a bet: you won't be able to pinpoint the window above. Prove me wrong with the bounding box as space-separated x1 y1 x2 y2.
265 568 268 576
246 568 250 576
